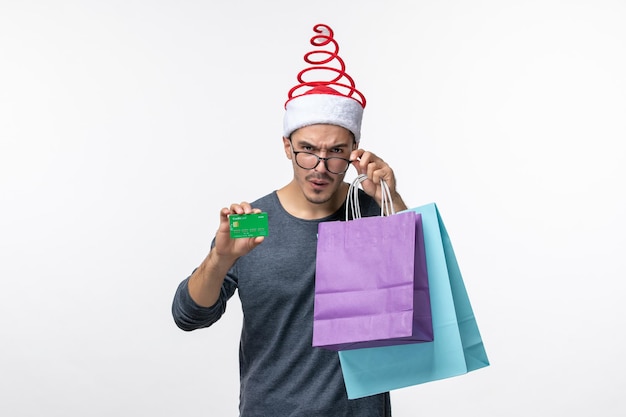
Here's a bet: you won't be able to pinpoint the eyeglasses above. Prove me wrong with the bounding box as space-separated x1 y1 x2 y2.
292 150 353 174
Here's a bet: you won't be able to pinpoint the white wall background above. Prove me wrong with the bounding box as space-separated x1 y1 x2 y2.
1 1 625 416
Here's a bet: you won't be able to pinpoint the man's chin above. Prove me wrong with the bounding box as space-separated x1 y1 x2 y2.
305 192 332 205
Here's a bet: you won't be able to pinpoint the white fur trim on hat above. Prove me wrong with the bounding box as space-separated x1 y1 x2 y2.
283 93 364 142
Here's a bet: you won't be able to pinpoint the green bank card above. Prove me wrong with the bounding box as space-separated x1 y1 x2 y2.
229 212 269 239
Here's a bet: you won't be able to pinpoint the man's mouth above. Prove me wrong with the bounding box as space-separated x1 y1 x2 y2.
308 175 331 190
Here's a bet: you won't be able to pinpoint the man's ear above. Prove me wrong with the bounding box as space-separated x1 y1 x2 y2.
282 137 293 160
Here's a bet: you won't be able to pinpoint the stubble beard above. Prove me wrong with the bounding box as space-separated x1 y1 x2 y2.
303 172 343 206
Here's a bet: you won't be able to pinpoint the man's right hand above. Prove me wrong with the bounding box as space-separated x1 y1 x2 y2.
213 202 266 262
188 202 265 308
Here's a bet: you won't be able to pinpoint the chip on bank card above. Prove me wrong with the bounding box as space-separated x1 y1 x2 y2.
229 212 269 238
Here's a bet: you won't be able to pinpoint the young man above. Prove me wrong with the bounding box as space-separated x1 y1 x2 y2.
172 24 407 416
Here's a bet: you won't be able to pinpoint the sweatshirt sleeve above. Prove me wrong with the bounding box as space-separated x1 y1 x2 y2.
171 271 238 331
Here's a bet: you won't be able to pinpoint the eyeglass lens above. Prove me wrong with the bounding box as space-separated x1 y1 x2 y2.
295 152 350 174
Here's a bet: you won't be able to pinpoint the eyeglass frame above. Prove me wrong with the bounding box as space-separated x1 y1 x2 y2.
288 139 354 175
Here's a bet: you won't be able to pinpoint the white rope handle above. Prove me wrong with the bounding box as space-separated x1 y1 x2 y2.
345 174 395 220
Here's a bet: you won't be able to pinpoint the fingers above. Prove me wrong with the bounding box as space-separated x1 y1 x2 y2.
220 202 261 220
215 202 265 259
350 149 395 187
219 202 263 231
227 202 257 215
349 149 408 211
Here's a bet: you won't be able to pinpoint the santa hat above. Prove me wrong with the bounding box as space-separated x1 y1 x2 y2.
283 24 366 142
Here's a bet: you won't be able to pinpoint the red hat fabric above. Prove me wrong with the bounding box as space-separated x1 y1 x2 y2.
283 24 366 142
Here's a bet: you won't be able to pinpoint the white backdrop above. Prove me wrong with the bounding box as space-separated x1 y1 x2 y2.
2 1 625 416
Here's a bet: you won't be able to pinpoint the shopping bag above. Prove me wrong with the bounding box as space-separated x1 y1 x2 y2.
338 202 489 399
312 175 433 351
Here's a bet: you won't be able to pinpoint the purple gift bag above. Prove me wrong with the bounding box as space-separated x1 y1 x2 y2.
312 175 433 351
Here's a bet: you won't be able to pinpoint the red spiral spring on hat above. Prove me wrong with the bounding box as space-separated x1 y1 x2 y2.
286 24 366 108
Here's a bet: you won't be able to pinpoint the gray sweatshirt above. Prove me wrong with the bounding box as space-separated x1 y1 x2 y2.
172 190 392 416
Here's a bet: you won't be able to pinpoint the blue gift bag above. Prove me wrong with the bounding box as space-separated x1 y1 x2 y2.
338 203 489 399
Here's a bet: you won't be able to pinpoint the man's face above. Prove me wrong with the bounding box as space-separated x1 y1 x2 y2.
284 124 356 206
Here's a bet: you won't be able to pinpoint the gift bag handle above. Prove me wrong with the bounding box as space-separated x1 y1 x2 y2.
346 174 395 220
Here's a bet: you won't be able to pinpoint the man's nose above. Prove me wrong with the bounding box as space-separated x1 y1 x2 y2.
314 156 329 173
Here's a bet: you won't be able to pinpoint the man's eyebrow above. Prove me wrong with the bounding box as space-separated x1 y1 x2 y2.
295 140 350 149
